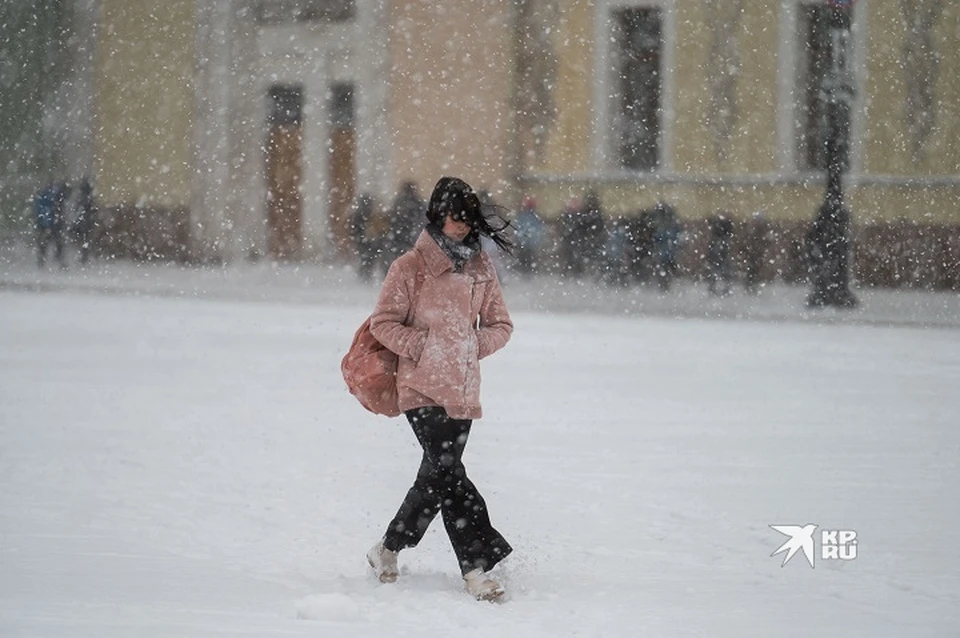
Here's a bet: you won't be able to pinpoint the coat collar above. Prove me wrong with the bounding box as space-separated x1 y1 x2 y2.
414 229 456 277
413 229 490 280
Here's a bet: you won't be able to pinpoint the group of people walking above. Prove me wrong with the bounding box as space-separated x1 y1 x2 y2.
32 177 98 269
348 185 776 296
552 197 773 296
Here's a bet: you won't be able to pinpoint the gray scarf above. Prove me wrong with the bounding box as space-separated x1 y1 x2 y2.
427 224 480 273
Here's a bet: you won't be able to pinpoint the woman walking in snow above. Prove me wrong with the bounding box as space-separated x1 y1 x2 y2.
365 176 514 602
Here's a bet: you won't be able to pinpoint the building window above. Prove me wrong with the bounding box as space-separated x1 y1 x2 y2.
796 3 832 171
268 85 303 125
255 0 354 25
330 83 354 129
612 7 662 171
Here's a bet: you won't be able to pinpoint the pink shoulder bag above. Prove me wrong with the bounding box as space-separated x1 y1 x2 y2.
341 252 425 417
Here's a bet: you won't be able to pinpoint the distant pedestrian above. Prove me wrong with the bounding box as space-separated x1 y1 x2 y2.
627 209 657 283
34 181 70 269
577 190 607 278
71 177 98 265
743 211 771 294
651 201 682 291
603 216 632 287
557 198 581 275
512 196 544 276
386 181 425 263
350 193 384 282
706 212 734 296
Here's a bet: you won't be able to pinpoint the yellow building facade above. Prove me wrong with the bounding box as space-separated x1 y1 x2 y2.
520 0 959 222
511 0 959 287
95 0 195 210
79 0 958 285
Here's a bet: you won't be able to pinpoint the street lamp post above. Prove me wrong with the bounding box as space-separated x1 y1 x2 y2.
807 0 858 308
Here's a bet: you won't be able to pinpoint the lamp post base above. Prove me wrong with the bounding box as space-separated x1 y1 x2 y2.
806 198 858 310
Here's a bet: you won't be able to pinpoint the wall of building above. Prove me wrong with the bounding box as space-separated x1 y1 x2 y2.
388 0 514 197
536 0 592 175
673 0 780 175
77 0 957 279
863 3 960 178
519 1 959 222
95 0 194 209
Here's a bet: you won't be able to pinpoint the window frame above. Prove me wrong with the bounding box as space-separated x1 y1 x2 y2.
612 6 664 172
777 0 867 177
593 0 676 176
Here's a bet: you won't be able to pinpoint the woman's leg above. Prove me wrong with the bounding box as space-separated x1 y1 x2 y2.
382 455 441 552
382 407 511 574
382 407 453 552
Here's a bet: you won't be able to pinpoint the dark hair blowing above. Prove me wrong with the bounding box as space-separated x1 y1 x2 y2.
426 176 513 253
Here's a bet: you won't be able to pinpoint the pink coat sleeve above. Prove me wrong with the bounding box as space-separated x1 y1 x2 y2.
476 268 513 359
369 257 427 361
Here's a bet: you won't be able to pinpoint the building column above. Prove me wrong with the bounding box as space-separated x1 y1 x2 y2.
66 0 98 181
354 1 393 204
192 0 237 261
226 0 264 260
299 64 330 261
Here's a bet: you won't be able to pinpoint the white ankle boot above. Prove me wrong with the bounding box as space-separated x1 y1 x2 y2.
463 568 504 602
366 541 398 583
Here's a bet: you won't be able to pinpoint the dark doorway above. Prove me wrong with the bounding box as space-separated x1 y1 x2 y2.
266 85 303 260
328 82 356 259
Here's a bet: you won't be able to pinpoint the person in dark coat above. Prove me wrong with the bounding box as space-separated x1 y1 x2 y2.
603 215 632 287
34 181 70 269
71 178 98 265
512 196 545 276
385 180 426 263
743 211 771 294
350 192 382 282
706 211 735 296
627 208 657 283
651 201 682 291
557 198 582 275
577 189 607 278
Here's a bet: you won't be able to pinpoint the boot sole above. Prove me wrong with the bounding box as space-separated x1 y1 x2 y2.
475 586 505 603
366 555 397 583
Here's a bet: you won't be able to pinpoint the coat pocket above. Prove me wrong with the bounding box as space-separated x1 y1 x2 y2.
470 279 489 318
415 328 436 368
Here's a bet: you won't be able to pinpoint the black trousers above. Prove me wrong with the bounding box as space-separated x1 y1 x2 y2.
382 406 512 575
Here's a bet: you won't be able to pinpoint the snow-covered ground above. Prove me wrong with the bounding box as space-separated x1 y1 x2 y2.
1 273 958 636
